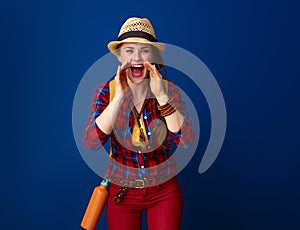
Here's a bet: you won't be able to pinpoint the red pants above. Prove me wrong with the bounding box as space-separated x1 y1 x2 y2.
106 177 183 230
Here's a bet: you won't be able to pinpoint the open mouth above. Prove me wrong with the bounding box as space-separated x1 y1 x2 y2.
130 64 145 78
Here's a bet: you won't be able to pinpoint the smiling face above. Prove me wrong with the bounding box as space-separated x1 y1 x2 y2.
116 43 155 84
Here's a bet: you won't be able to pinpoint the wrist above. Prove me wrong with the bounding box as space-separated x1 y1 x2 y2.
157 97 176 117
156 94 169 106
113 93 125 103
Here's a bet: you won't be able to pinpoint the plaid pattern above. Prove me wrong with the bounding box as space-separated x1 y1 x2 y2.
83 80 196 180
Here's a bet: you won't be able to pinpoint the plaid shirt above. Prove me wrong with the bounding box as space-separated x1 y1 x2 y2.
83 79 196 180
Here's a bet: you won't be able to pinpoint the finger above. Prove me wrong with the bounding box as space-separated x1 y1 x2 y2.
120 59 132 72
116 65 128 90
115 65 121 81
116 65 126 83
144 62 161 79
144 61 156 72
127 74 133 84
119 68 128 87
121 75 129 89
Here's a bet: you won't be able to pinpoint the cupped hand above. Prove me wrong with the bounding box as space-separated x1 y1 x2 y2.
144 62 168 102
114 61 131 98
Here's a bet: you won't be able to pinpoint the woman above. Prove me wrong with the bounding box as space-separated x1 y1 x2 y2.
83 17 195 230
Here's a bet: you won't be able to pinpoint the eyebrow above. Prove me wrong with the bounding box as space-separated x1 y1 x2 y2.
123 46 151 50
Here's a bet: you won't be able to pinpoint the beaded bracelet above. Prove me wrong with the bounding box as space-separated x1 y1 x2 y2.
158 98 176 117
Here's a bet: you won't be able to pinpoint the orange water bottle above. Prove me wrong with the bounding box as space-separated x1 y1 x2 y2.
81 179 109 230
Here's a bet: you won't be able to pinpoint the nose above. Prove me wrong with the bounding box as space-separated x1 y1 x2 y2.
133 50 142 62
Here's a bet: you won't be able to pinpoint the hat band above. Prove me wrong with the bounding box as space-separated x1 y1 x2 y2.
117 31 157 42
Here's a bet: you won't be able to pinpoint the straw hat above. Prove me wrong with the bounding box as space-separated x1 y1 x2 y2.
107 17 166 53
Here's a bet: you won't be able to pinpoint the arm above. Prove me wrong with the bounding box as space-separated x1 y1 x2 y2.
144 62 196 147
145 62 183 132
156 94 184 133
96 63 130 134
83 82 111 150
83 63 130 150
95 93 124 135
164 81 196 147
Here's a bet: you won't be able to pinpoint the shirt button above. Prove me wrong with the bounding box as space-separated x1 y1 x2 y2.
138 150 142 154
141 165 145 169
144 115 147 119
147 131 151 135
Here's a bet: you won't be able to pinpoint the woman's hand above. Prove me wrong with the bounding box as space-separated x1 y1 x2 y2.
144 62 169 104
114 61 131 98
95 61 132 135
144 62 183 132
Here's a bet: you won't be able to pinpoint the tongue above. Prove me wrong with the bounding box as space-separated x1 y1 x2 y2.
131 68 144 77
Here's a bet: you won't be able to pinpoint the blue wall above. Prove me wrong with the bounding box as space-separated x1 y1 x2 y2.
1 0 299 229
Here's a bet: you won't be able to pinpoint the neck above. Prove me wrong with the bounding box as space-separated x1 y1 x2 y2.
129 80 148 113
129 79 148 100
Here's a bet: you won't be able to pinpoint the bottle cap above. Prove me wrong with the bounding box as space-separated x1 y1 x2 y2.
101 179 109 187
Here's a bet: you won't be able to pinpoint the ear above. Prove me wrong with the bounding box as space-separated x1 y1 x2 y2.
114 49 123 63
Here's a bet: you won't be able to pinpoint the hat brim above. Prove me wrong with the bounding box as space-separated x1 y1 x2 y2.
107 37 166 53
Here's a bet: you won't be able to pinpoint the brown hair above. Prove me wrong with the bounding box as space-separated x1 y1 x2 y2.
151 45 167 77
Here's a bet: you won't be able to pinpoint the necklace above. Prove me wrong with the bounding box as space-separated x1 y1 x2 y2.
131 99 147 143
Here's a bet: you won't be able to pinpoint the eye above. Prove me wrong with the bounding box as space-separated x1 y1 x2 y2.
142 49 150 53
125 49 133 53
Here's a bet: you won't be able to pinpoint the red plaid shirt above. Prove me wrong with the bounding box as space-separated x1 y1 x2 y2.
83 79 196 180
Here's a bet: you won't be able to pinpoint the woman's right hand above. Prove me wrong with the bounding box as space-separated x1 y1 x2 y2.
114 61 131 98
95 61 132 134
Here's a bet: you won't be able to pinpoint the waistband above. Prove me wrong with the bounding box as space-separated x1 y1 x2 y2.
110 174 173 189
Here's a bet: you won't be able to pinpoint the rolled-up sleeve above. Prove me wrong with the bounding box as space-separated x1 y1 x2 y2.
166 81 196 148
83 82 111 150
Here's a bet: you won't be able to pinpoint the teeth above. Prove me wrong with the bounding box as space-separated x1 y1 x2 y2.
131 64 144 68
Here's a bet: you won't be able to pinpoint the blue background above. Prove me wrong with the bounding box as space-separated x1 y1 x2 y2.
1 0 299 229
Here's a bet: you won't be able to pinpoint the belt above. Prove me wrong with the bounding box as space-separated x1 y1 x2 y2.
110 174 170 189
111 175 174 203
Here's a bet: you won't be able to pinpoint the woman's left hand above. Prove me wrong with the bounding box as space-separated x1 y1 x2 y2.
144 62 168 103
